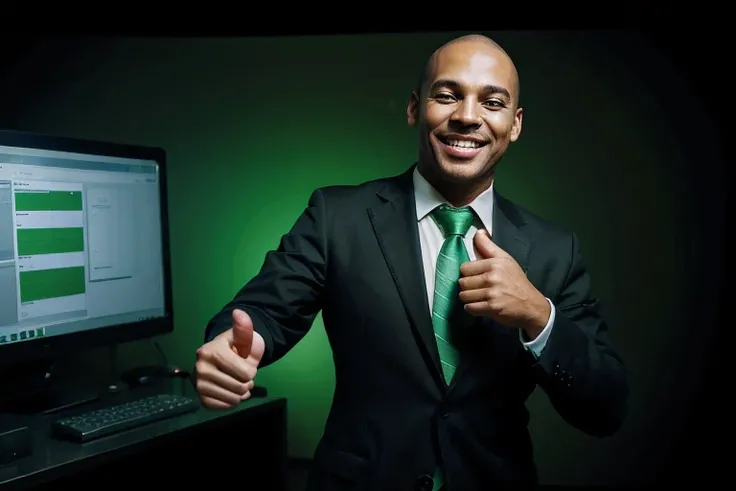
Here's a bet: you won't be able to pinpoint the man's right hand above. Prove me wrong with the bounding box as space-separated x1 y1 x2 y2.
194 309 266 409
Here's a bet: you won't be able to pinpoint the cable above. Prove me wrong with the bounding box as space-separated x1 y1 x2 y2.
153 340 168 366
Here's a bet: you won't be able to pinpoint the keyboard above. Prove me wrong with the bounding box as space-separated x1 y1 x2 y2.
52 393 200 442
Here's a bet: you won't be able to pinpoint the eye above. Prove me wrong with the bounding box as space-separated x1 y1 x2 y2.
433 93 457 103
483 99 505 109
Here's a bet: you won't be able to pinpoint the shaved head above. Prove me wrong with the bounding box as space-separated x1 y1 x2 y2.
417 34 520 105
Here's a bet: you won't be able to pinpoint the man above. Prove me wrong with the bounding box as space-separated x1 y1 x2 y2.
194 34 628 491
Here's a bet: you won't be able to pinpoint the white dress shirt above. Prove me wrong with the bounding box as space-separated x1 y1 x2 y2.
412 167 555 358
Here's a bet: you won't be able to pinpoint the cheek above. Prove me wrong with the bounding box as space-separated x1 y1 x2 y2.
424 106 452 130
485 114 516 137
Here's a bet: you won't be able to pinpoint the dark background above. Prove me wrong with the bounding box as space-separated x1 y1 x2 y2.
0 28 728 488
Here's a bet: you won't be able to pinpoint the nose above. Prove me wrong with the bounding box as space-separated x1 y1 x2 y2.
451 97 481 126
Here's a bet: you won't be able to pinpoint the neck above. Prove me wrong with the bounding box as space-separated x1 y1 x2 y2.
417 164 494 208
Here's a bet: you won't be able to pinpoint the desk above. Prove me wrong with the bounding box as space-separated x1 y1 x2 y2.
0 381 287 490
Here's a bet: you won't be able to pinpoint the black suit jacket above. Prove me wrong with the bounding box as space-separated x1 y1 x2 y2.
205 166 628 491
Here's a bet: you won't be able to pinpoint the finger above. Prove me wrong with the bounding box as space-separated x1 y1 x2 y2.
220 357 257 385
239 381 255 401
231 309 254 358
200 397 234 410
458 289 489 304
196 362 252 395
460 258 493 277
197 380 243 407
463 302 488 316
198 380 255 408
473 229 508 259
459 272 493 291
206 345 257 383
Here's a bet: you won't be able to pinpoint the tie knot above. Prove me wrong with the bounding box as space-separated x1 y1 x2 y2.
431 204 474 237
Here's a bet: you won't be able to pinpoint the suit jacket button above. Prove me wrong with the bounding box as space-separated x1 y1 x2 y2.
440 399 450 419
415 474 433 491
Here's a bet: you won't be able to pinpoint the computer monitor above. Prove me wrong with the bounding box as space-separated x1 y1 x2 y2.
0 130 173 378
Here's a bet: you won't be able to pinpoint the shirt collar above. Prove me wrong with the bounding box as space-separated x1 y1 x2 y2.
412 166 494 232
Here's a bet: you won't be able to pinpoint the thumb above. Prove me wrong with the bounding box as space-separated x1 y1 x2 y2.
231 309 253 358
473 229 504 259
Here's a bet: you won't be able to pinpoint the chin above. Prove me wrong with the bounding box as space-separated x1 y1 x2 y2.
441 158 483 174
432 156 492 185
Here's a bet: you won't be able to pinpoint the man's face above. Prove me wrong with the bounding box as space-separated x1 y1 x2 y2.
407 41 523 185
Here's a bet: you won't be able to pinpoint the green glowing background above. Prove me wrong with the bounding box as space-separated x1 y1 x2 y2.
0 31 725 487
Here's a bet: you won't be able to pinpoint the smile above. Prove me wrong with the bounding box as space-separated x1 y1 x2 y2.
446 139 483 149
436 135 489 159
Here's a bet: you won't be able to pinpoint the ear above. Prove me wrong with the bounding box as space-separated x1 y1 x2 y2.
510 107 523 142
407 91 420 128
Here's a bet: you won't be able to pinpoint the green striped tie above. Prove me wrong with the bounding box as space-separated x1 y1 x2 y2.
430 204 474 491
430 204 474 384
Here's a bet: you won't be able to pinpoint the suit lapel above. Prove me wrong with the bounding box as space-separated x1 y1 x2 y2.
448 188 532 392
367 168 445 389
490 190 531 274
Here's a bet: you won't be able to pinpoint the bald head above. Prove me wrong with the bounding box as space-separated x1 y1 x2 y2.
417 34 520 105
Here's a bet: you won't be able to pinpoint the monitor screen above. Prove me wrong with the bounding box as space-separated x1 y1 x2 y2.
0 137 167 349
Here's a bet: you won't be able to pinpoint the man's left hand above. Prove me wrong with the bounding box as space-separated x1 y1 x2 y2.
458 229 550 337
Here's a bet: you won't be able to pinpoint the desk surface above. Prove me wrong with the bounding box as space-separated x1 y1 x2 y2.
0 381 286 489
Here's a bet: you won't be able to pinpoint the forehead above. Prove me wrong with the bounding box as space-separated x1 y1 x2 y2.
429 42 516 92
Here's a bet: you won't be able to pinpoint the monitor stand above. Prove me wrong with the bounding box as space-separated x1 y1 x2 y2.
0 358 101 416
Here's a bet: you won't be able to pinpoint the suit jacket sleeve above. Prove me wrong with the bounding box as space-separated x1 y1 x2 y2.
531 232 629 437
203 189 328 366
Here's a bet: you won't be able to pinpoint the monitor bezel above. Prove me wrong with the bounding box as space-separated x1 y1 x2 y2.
0 129 174 367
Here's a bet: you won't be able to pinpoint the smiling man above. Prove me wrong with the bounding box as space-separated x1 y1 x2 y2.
195 34 629 491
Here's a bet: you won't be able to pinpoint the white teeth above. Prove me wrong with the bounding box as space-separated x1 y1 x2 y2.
448 139 481 149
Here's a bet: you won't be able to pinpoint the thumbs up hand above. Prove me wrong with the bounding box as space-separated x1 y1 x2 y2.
195 309 266 409
458 230 550 338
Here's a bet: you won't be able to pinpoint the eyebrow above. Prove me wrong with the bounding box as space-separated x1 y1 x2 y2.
429 79 511 99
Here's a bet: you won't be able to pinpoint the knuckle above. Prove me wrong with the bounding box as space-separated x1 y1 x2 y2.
194 377 207 391
196 344 214 360
202 397 222 409
211 349 226 367
194 360 207 376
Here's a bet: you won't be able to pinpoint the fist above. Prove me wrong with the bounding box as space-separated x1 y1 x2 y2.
194 309 266 409
459 230 550 334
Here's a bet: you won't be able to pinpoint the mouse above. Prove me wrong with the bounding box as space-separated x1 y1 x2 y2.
122 365 186 388
107 383 123 393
